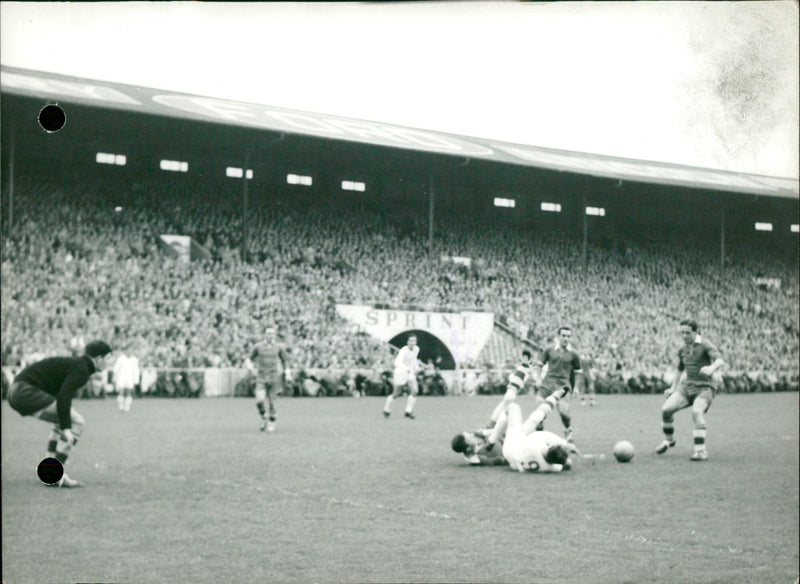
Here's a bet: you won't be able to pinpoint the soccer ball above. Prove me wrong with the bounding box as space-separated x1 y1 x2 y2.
613 440 635 463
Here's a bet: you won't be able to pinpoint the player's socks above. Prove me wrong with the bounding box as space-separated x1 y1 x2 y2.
54 431 77 464
661 418 675 445
693 427 706 454
489 401 506 423
405 395 417 415
488 411 508 445
561 412 573 442
521 399 555 434
117 394 124 410
383 394 394 417
124 396 132 411
47 428 60 455
256 401 266 416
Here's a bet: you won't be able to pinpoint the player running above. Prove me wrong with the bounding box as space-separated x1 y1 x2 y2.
533 326 582 442
249 327 287 432
383 334 421 419
7 340 113 487
656 319 724 461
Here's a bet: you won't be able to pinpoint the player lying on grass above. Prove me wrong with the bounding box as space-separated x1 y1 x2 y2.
452 388 580 472
450 428 507 466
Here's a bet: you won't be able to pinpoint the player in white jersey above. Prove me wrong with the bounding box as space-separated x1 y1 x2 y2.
502 409 576 472
112 344 140 412
383 334 421 419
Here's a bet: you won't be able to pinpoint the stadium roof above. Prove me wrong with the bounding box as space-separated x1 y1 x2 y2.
3 65 797 199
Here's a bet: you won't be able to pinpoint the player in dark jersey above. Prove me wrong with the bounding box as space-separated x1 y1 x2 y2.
8 340 113 487
533 326 582 442
248 327 288 432
656 319 724 461
450 428 507 466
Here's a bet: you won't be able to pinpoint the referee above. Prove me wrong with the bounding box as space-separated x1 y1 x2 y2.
8 340 113 487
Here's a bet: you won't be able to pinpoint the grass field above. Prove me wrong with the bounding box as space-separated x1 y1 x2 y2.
2 393 798 584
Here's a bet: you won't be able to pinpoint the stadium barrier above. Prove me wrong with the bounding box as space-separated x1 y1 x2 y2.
1 366 797 400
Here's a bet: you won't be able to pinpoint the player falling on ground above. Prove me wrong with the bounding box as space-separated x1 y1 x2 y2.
656 319 724 461
383 334 421 420
533 326 583 442
249 327 287 432
485 348 534 429
7 340 113 487
454 387 578 472
450 427 507 466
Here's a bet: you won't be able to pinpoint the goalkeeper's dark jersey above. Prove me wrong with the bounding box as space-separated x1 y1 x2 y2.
13 356 96 427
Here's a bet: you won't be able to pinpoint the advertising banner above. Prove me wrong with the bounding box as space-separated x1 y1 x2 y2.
336 304 494 365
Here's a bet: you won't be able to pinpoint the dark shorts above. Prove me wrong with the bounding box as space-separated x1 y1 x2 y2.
537 379 571 400
255 379 282 392
8 380 55 416
681 382 715 409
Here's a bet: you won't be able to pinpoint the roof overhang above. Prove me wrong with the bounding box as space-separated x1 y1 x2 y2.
2 66 797 199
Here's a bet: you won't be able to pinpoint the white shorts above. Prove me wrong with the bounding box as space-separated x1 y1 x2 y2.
501 427 529 472
393 370 414 387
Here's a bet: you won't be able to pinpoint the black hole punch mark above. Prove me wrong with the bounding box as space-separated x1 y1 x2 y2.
37 457 64 485
38 104 66 133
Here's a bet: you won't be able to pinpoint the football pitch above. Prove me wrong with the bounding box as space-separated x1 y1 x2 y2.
2 393 798 584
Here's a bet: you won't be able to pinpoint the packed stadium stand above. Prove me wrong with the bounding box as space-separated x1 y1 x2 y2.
2 167 798 394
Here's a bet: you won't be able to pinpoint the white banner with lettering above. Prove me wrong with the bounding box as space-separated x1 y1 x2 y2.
335 305 494 365
159 234 191 263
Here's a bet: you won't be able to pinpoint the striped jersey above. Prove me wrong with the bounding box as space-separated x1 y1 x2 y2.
507 361 532 393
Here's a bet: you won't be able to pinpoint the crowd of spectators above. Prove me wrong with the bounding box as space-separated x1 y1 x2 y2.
2 170 798 393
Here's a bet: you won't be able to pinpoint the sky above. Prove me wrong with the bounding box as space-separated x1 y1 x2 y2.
2 1 798 179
